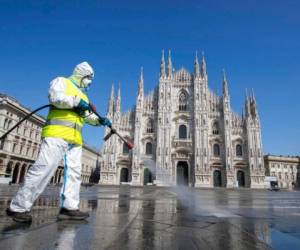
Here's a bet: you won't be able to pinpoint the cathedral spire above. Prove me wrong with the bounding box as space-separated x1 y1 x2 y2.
194 51 200 78
138 66 144 96
241 107 245 120
251 88 258 118
108 84 114 115
115 83 121 113
245 89 251 118
222 69 229 97
160 50 166 78
200 51 207 79
167 50 173 77
251 89 256 104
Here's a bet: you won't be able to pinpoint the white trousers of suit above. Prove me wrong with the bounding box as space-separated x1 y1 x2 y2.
10 137 82 212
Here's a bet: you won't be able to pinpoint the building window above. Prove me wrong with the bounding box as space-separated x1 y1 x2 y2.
3 118 8 129
26 147 30 156
236 144 243 156
146 119 154 133
12 143 17 153
7 120 12 129
123 142 129 155
178 91 188 111
213 144 220 156
0 139 4 150
145 142 153 155
212 122 219 135
179 125 187 139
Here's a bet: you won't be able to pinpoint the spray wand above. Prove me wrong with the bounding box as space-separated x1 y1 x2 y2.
89 104 134 150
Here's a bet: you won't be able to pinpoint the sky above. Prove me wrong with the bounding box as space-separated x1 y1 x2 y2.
0 0 299 155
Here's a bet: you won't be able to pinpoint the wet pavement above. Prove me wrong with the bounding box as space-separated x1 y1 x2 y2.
0 185 300 250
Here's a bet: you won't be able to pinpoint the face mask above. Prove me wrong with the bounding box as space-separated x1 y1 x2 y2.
82 78 92 87
79 78 91 92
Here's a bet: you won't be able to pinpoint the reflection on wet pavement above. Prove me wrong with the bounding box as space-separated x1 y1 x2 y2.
1 185 300 249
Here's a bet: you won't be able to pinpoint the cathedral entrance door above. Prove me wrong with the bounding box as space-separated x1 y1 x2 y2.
237 170 245 187
143 168 153 185
176 161 189 186
120 168 129 183
213 170 222 187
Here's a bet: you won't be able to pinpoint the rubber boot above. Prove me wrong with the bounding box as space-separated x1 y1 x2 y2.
57 208 89 220
6 208 32 223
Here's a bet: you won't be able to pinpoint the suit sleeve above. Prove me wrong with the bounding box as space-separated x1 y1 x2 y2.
48 77 81 109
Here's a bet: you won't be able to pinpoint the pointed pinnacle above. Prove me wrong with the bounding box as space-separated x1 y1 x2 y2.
201 51 206 62
200 51 207 77
110 83 114 97
118 82 121 98
252 88 256 103
161 49 165 61
140 66 144 81
222 69 227 83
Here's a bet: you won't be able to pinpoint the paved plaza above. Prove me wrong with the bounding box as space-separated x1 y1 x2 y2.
0 185 300 250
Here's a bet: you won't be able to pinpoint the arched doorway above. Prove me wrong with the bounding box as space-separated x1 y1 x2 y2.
213 170 222 187
120 168 129 183
237 170 245 187
144 168 153 185
177 161 189 186
19 164 27 184
5 161 13 177
12 163 20 183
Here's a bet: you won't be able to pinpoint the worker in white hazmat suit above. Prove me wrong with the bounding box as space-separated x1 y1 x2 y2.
6 62 112 223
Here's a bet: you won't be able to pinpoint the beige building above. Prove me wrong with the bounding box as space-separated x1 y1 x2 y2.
0 93 101 185
82 143 101 183
264 155 300 189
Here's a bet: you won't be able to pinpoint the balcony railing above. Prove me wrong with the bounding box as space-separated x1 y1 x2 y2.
172 138 192 148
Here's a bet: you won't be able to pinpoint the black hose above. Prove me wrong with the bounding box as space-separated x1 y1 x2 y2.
0 104 52 141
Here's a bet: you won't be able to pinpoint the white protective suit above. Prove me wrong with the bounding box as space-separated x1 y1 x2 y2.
10 62 100 212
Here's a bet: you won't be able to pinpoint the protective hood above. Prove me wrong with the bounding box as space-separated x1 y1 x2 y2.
70 62 94 90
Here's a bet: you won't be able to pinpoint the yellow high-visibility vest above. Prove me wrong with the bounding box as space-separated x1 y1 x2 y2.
42 78 89 145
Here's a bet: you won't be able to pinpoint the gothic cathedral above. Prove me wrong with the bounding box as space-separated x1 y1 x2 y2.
100 51 265 188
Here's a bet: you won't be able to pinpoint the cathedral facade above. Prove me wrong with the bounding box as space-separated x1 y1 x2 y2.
100 51 265 188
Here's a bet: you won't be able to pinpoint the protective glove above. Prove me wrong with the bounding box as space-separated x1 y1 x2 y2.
77 99 90 111
99 117 112 128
